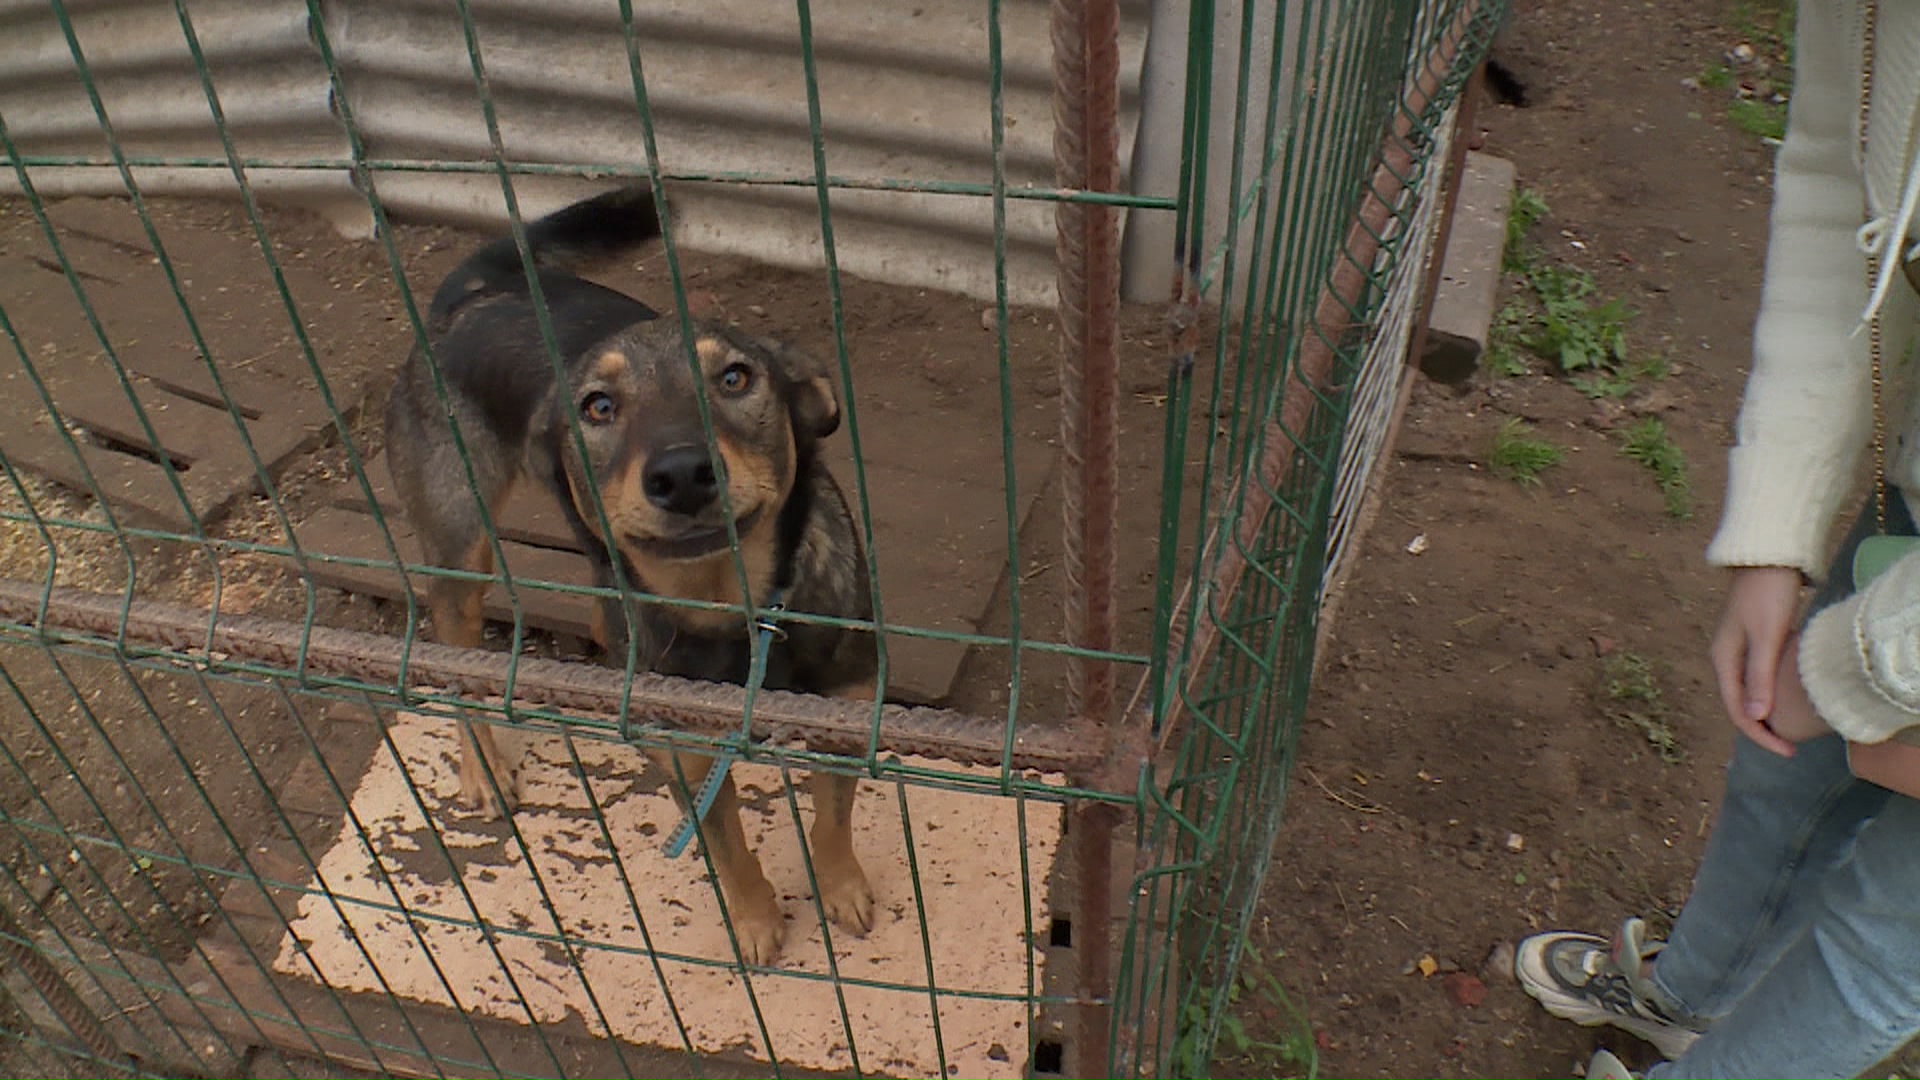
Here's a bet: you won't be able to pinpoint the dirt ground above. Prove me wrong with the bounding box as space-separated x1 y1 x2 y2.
1221 1 1920 1078
4 0 1899 1078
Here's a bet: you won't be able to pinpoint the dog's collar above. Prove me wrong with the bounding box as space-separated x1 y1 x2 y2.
754 587 787 641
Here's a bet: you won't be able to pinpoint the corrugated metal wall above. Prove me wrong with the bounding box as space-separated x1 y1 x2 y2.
0 0 1151 307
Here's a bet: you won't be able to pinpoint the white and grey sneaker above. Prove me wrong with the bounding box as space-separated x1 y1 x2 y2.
1516 916 1703 1060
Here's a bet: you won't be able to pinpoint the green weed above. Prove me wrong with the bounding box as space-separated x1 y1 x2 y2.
1491 188 1649 393
1505 187 1550 272
1714 1 1793 140
1490 417 1563 486
1621 417 1694 519
1727 98 1787 141
1697 63 1732 90
1487 300 1532 377
1573 354 1671 399
1525 264 1633 372
1192 942 1317 1078
1602 652 1684 764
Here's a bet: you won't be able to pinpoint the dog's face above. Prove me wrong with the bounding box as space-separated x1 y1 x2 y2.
556 320 839 570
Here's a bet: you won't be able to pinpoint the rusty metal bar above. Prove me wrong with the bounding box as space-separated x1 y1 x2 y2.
1133 0 1486 755
0 900 134 1073
0 579 1103 778
1052 0 1123 740
1050 0 1124 1071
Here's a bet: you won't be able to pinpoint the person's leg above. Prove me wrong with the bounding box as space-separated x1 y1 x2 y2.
1649 490 1915 1019
1519 493 1909 1048
1647 790 1920 1079
1516 735 1881 1054
1647 734 1887 1023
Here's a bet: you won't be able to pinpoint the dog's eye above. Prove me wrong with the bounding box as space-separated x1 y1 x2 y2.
581 391 616 423
716 363 753 396
716 362 753 396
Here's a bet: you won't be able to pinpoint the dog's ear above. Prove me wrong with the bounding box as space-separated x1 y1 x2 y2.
760 337 841 442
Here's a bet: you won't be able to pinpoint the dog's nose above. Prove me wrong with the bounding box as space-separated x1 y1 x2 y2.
641 445 719 515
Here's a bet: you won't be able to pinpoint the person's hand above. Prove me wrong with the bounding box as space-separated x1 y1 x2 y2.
1756 633 1833 746
1848 737 1920 798
1709 566 1804 756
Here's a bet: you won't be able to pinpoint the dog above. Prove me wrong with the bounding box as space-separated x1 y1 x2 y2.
383 183 878 963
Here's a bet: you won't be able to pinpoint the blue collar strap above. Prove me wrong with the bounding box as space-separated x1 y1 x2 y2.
662 589 785 858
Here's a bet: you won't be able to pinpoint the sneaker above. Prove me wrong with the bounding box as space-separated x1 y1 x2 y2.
1516 916 1703 1060
1586 1048 1639 1080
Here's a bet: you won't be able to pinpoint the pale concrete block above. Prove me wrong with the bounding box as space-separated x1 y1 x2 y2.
1421 150 1517 383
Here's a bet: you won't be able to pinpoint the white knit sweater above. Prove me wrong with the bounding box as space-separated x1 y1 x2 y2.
1707 0 1920 745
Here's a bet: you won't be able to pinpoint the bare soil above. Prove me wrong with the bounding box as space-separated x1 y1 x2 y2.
1224 1 1920 1078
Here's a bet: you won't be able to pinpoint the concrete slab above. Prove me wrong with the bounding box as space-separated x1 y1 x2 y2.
1420 150 1516 383
271 712 1062 1080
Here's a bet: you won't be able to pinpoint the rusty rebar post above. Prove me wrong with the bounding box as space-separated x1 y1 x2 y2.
1053 0 1122 737
1051 0 1123 1073
0 580 1102 777
0 899 133 1072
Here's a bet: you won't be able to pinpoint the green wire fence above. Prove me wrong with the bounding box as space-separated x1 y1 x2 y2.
0 0 1502 1076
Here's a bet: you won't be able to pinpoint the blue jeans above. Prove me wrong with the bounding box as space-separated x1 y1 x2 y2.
1646 491 1920 1079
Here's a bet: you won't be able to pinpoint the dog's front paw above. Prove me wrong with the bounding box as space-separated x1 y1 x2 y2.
730 902 786 966
817 859 875 935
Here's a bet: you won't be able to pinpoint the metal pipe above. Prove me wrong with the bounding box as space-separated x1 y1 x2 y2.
0 579 1104 778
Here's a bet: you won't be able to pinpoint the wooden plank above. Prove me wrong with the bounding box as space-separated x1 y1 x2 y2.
293 506 598 641
117 336 347 426
10 364 328 523
0 197 395 529
310 446 1044 704
329 450 581 554
1 434 198 531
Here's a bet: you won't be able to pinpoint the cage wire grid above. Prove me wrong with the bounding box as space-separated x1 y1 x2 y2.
0 0 1502 1076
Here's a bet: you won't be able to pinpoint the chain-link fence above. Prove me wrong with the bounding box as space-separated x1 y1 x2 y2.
0 0 1501 1075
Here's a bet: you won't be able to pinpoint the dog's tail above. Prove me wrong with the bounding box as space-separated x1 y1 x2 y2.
429 183 664 327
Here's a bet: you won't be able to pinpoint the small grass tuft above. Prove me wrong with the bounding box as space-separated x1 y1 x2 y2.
1505 187 1549 272
1573 354 1672 399
1486 300 1533 377
1727 98 1787 141
1490 417 1564 486
1621 417 1693 519
1602 652 1685 764
1490 186 1653 397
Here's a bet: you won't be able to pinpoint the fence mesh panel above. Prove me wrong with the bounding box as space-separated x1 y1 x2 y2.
0 0 1501 1075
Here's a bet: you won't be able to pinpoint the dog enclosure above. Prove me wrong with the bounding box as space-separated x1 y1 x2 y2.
0 0 1502 1076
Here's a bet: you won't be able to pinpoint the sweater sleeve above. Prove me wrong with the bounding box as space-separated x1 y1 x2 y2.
1799 544 1920 743
1705 0 1873 579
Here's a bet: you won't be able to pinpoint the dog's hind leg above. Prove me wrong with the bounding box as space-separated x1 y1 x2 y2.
427 537 522 818
809 681 876 935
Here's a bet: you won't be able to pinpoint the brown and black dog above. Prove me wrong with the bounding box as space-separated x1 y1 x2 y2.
384 184 877 963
